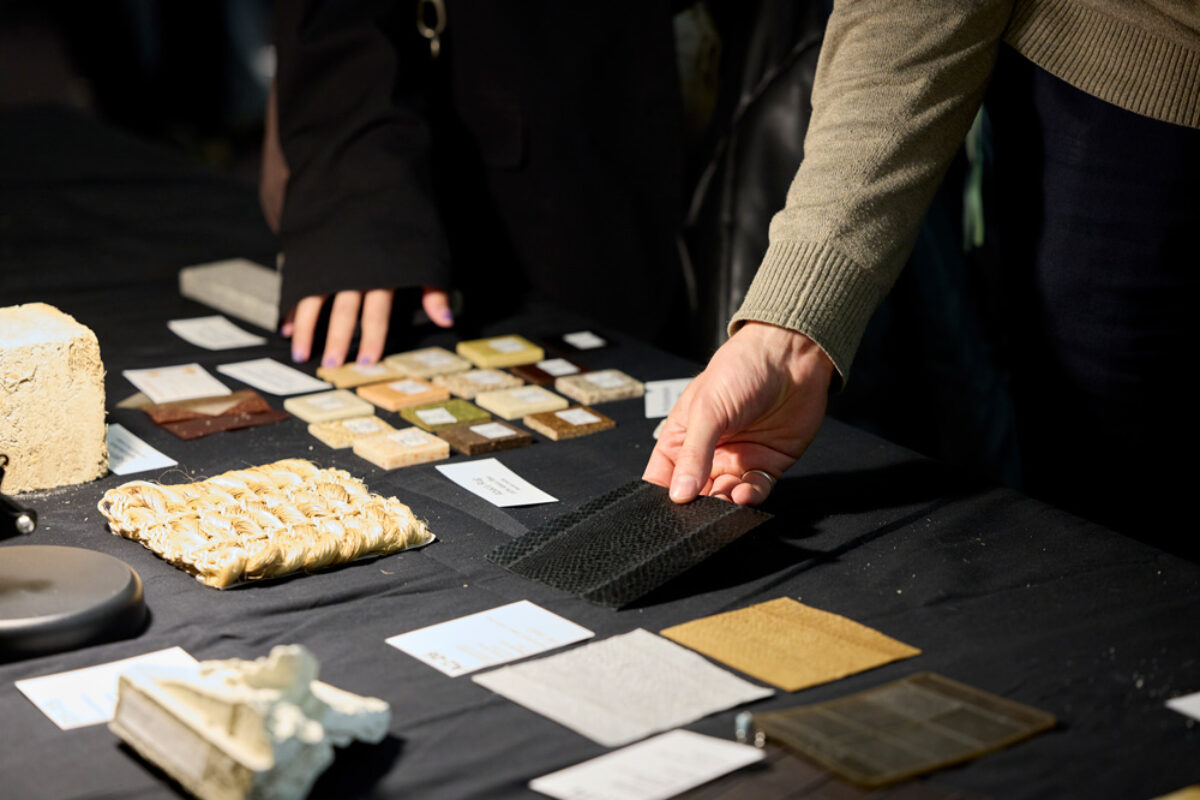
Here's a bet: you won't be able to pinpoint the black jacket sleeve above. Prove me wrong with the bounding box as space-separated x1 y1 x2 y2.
273 0 451 314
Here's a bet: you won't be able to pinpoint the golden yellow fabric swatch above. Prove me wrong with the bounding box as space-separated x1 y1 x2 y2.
660 597 919 692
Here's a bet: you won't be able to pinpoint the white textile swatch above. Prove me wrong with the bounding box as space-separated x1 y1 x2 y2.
472 628 772 747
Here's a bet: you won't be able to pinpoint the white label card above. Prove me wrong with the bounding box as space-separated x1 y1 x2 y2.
122 363 231 404
15 647 198 730
386 600 594 678
217 358 331 395
563 330 606 350
471 422 515 440
1167 690 1200 721
643 378 693 419
467 371 505 386
513 388 550 404
414 350 455 367
342 417 384 434
389 380 431 395
556 408 601 426
585 371 627 389
530 730 765 800
489 337 527 353
390 429 432 448
436 458 557 507
166 316 266 350
416 407 458 425
537 358 579 377
106 424 177 475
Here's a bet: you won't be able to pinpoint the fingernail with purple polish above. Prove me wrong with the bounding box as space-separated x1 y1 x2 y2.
323 356 338 368
291 350 304 363
358 355 373 366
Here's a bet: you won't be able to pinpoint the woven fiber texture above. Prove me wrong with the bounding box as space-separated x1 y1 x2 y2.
487 480 771 607
98 458 433 588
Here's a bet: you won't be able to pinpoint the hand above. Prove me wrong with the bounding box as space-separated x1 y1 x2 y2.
642 322 834 505
283 286 454 366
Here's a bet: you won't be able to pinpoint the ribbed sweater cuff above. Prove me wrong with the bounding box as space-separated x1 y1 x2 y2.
728 240 890 384
1006 0 1200 129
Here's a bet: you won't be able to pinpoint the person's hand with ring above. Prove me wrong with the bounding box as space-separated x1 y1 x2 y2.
642 321 834 505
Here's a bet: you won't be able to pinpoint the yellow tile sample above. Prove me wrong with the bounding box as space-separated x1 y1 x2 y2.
316 360 405 388
356 378 451 411
475 385 568 420
385 346 472 379
353 428 450 469
307 415 396 449
660 597 920 692
456 335 544 368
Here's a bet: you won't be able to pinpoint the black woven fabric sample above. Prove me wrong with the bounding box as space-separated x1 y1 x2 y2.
487 480 772 607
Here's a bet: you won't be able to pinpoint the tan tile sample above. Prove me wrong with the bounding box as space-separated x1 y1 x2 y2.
0 302 107 492
283 389 374 423
353 428 450 469
475 386 568 420
660 597 920 692
307 415 396 449
555 369 644 405
384 346 472 379
433 368 523 399
315 360 405 389
356 378 451 411
399 398 491 431
524 406 615 441
456 335 544 368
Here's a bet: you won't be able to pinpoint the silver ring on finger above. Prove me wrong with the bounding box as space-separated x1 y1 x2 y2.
741 469 777 491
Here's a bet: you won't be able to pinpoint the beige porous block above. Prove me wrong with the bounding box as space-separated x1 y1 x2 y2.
0 303 108 493
555 369 644 405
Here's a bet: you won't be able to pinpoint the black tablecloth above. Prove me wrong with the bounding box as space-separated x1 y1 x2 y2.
2 108 1198 799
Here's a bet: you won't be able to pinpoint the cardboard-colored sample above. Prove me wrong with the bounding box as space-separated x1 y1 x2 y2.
555 369 644 405
353 428 450 469
475 386 568 420
0 302 107 493
307 415 396 449
315 360 404 389
524 406 615 441
399 399 491 431
509 357 588 386
437 421 533 455
660 597 920 692
433 368 523 399
456 335 544 368
283 390 374 423
384 346 472 379
356 378 451 411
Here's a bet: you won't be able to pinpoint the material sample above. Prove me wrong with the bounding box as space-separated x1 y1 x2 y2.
353 428 451 469
356 378 451 412
434 368 524 399
283 390 374 423
308 415 396 449
457 335 544 368
316 360 405 389
555 369 644 405
399 399 491 431
524 406 615 441
437 421 533 455
475 386 568 420
385 346 472 379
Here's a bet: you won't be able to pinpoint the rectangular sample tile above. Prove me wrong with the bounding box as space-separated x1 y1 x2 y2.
437 420 532 455
356 378 451 411
457 334 544 368
399 398 491 431
283 389 375 423
524 406 615 441
161 409 288 440
353 428 450 469
307 415 396 449
472 628 773 747
753 672 1056 788
488 480 771 608
660 597 920 692
476 385 568 420
509 357 588 386
216 358 330 395
434 368 524 399
141 388 270 424
316 360 405 389
178 257 280 331
555 369 644 405
385 346 472 379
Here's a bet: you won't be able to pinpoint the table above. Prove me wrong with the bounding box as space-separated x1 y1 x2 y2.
2 107 1198 799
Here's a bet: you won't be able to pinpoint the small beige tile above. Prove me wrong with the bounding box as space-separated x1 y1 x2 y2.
433 368 524 399
356 378 451 411
316 360 405 388
555 369 644 405
307 415 396 449
283 389 375 423
353 427 450 469
384 346 473 379
475 385 568 420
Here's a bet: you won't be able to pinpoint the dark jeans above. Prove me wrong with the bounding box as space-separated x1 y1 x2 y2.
987 48 1200 558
